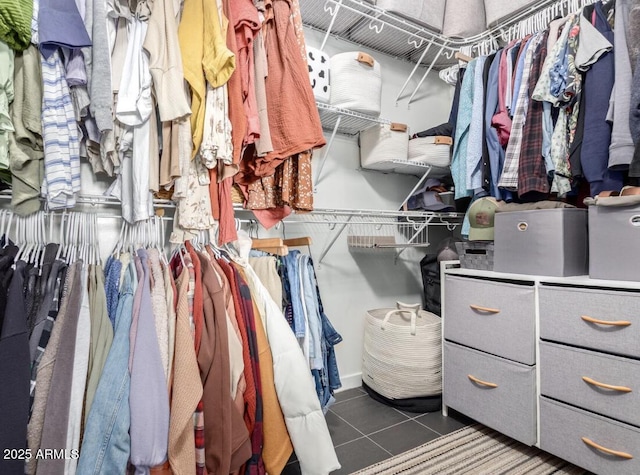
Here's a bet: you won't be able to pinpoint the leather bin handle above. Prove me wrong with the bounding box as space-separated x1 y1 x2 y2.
469 304 500 314
581 315 631 327
582 376 632 393
467 374 498 388
581 437 633 460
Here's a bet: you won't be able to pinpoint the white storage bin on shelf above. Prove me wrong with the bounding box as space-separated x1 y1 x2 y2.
360 123 409 170
307 47 331 103
329 51 382 116
408 136 452 169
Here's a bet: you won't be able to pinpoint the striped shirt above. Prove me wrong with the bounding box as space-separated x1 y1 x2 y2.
41 49 80 209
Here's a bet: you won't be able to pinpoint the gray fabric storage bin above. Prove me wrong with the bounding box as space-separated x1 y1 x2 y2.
444 341 536 446
484 0 539 28
445 275 535 365
540 341 640 427
376 0 446 32
494 209 588 276
540 397 640 475
589 204 640 281
442 0 486 38
539 285 640 359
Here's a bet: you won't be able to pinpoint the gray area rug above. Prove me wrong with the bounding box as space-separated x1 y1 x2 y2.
352 424 587 475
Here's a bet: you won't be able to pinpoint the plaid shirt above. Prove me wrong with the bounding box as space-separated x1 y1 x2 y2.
518 30 551 196
498 33 545 191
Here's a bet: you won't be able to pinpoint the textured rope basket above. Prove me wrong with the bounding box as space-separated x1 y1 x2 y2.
362 302 442 399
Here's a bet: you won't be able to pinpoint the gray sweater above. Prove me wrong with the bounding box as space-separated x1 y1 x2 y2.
609 0 636 169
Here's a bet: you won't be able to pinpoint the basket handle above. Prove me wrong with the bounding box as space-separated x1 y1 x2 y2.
381 302 422 335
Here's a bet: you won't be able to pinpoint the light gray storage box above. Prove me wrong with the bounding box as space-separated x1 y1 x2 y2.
376 0 445 32
484 0 539 28
540 397 640 475
443 0 486 38
494 209 588 276
589 203 640 281
444 341 536 446
540 341 640 427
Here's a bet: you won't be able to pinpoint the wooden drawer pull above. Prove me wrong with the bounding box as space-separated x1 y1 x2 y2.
581 437 634 460
469 304 500 314
581 315 631 326
582 376 632 393
467 374 498 388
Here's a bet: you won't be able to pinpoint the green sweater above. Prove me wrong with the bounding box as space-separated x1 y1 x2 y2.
0 0 33 51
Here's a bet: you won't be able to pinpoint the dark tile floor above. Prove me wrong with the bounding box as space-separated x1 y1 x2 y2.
282 387 474 475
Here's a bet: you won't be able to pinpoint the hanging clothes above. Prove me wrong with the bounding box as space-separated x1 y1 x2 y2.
78 262 134 475
167 266 202 474
609 0 635 169
0 259 29 475
196 249 251 474
129 250 170 474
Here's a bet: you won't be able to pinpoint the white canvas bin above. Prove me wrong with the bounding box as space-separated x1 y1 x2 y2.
306 47 330 103
408 136 452 168
362 302 442 400
360 123 409 169
329 51 382 116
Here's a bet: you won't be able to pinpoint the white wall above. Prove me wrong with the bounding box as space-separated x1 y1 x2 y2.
298 29 454 389
76 27 455 391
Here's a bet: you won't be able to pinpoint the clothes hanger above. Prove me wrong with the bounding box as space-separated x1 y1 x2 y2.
38 212 46 266
95 214 102 266
155 216 168 265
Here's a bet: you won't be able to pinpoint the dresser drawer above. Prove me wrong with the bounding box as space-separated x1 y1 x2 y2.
444 341 536 446
540 341 640 427
444 275 535 364
539 285 640 358
540 397 640 475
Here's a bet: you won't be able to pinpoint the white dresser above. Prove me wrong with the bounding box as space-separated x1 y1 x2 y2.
441 264 640 475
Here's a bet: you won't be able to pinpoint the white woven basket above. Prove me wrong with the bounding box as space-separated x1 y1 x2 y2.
360 123 409 169
362 302 442 400
329 51 382 116
408 136 452 168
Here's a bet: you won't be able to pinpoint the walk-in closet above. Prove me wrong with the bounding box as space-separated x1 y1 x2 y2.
0 0 638 474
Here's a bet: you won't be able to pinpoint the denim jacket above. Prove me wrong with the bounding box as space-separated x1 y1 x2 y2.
307 257 342 409
77 263 134 475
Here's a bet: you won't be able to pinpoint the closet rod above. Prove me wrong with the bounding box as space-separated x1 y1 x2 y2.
0 191 176 209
